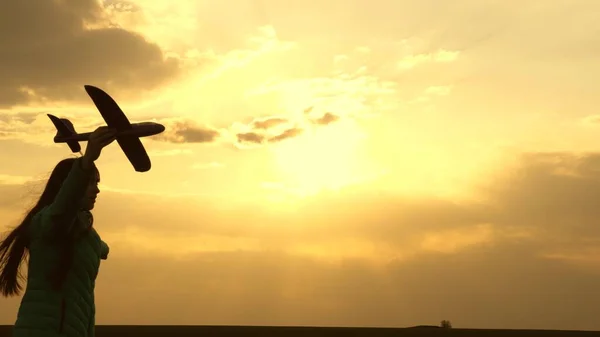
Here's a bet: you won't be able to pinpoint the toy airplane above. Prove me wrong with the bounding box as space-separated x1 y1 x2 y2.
47 85 165 172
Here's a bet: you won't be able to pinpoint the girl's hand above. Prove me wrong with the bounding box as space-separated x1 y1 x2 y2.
82 127 117 168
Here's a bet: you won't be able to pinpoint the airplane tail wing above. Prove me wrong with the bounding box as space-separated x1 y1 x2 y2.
47 114 82 153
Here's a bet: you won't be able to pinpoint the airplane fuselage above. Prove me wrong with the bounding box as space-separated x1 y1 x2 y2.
121 122 166 137
54 122 165 143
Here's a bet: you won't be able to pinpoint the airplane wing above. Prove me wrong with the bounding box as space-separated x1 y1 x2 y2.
84 85 152 172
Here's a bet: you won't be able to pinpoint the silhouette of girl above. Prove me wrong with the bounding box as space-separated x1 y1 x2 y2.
0 126 117 337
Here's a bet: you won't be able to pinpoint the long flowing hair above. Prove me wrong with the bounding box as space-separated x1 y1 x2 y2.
0 158 95 296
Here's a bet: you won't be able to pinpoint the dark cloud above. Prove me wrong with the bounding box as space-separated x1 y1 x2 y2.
268 127 303 143
237 132 265 144
0 0 181 107
484 152 600 240
2 243 598 329
175 126 220 143
252 117 288 130
87 247 594 330
312 112 340 125
156 120 220 144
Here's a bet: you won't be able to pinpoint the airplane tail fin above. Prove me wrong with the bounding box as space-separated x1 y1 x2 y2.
47 114 82 153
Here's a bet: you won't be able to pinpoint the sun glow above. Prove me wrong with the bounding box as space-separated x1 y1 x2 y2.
270 119 375 196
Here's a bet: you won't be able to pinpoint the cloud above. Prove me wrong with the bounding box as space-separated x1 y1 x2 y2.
252 117 288 130
3 237 597 329
232 109 342 148
0 112 39 124
0 0 181 107
174 125 220 143
397 49 460 70
312 112 340 126
0 111 53 143
483 152 600 241
156 120 220 144
247 71 399 124
0 107 330 149
104 0 141 13
237 132 266 144
0 241 598 329
234 115 303 146
268 127 303 143
235 125 305 146
0 111 42 132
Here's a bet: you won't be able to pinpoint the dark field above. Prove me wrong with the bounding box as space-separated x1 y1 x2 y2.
1 325 598 337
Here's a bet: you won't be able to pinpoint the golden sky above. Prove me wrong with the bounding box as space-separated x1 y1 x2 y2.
1 0 600 330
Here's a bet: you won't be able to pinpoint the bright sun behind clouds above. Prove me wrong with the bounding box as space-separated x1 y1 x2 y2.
270 118 378 196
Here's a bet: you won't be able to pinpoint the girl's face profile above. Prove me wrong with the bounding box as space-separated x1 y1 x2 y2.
81 169 100 211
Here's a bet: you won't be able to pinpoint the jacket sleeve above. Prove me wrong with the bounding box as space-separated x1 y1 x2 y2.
100 240 110 260
88 315 95 337
37 158 95 236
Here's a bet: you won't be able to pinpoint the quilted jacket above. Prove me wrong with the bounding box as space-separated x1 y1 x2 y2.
13 158 109 337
